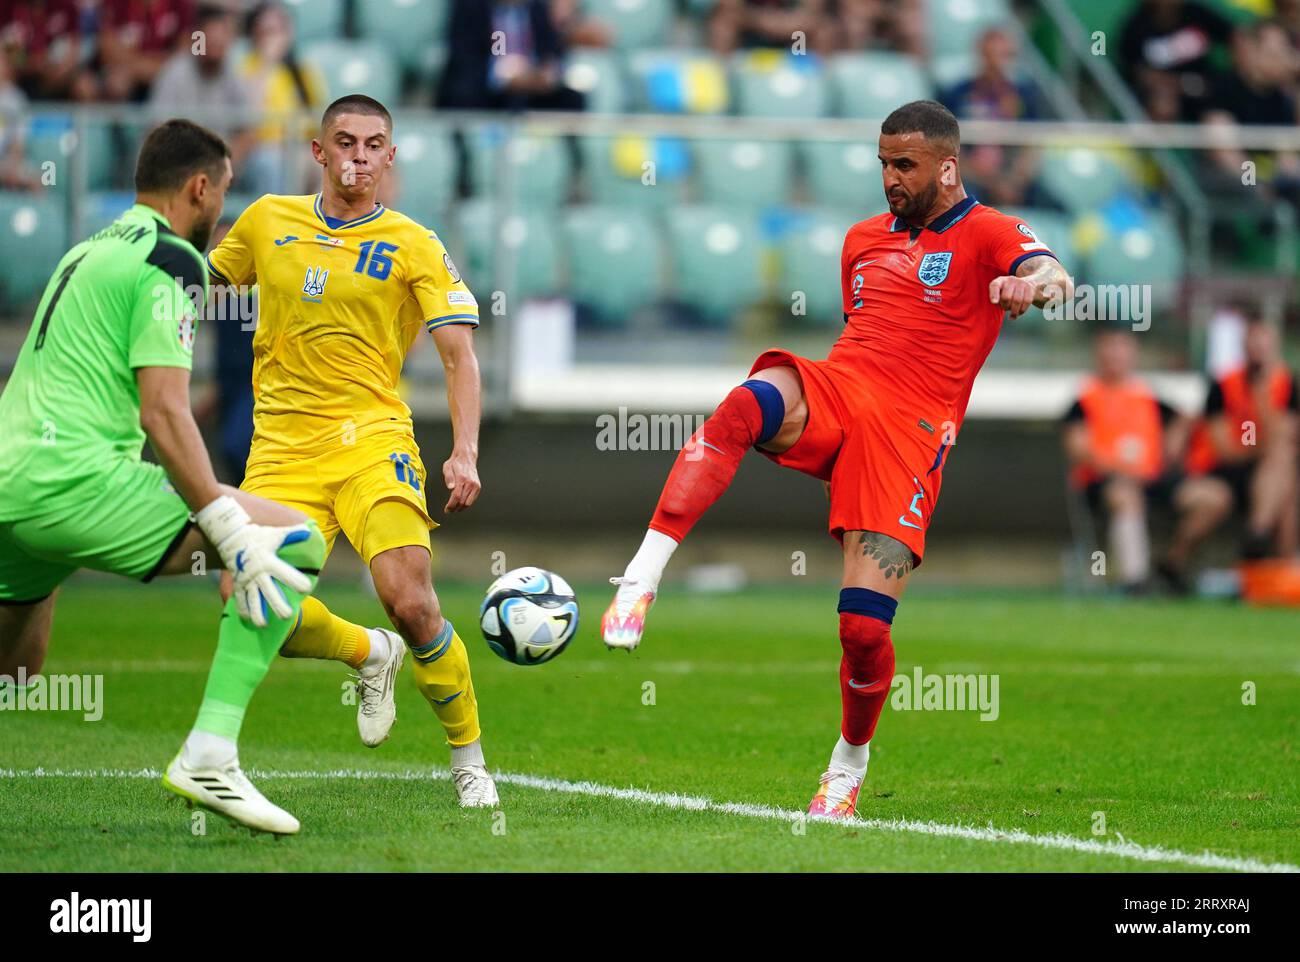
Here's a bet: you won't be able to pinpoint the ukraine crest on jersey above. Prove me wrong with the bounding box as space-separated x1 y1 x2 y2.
205 193 479 452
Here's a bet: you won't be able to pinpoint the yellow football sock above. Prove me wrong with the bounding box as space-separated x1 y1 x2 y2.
279 595 371 669
409 621 481 746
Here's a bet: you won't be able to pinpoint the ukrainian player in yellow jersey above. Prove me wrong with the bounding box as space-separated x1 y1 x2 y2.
206 94 497 807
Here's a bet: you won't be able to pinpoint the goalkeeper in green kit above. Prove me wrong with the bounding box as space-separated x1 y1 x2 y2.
0 119 322 835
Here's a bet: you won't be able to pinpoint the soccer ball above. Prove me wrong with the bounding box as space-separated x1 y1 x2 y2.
479 567 579 665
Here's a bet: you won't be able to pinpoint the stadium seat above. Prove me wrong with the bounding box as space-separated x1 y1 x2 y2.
800 140 889 215
927 0 1012 59
830 52 931 119
1038 146 1141 212
580 134 691 209
582 0 673 49
282 0 346 42
0 194 68 310
1084 209 1185 305
453 199 561 303
627 49 729 114
731 50 830 118
301 40 402 105
392 120 458 225
25 116 119 192
1000 207 1078 271
355 0 447 74
561 205 665 323
467 127 572 209
563 49 628 114
693 139 794 209
664 205 763 324
778 208 857 326
80 191 134 241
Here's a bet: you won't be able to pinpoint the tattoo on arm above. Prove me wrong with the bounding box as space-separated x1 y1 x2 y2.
859 531 914 580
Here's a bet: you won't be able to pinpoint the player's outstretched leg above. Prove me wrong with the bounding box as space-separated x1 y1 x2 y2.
602 374 796 651
809 531 911 820
164 521 327 835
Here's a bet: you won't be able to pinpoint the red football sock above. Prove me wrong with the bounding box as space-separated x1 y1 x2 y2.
648 385 765 542
838 611 896 745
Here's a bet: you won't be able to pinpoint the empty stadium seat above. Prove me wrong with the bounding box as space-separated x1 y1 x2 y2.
564 49 629 114
80 191 134 241
800 140 889 215
1084 209 1185 304
282 0 346 42
301 39 402 104
392 120 458 225
561 205 665 323
693 139 794 208
583 0 673 49
467 127 572 208
25 116 119 191
356 0 447 74
927 0 1012 59
1038 146 1141 212
778 208 857 326
732 50 830 118
628 49 729 114
0 194 68 310
580 134 691 209
665 205 763 324
830 52 931 119
454 199 560 303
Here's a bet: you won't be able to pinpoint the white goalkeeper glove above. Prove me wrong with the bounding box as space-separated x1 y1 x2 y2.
196 496 313 628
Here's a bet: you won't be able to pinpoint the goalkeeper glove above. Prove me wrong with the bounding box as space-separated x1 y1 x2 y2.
196 495 313 628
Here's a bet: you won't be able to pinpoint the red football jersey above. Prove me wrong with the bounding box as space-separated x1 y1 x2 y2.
836 197 1056 432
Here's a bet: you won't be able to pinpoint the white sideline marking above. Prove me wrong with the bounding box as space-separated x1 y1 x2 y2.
2 766 1295 873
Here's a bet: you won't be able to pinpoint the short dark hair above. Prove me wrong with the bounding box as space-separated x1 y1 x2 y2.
881 100 961 156
134 118 230 193
321 94 392 133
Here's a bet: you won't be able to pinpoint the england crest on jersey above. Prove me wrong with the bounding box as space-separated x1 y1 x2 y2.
917 251 953 286
302 266 329 299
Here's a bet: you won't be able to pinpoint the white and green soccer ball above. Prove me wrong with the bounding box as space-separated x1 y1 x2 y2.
479 567 579 666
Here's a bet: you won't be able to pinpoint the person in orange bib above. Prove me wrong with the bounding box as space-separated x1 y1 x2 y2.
1063 329 1232 594
1185 314 1299 560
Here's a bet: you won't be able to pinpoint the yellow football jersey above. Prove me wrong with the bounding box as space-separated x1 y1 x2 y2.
205 193 479 453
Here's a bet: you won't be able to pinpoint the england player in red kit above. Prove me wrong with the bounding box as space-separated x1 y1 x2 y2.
601 100 1073 818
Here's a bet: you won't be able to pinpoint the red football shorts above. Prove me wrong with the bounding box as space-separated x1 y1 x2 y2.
749 349 951 565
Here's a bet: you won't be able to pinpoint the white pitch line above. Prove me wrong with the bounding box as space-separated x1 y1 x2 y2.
2 766 1295 873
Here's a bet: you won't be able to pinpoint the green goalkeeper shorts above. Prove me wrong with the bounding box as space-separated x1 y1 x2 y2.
0 459 194 604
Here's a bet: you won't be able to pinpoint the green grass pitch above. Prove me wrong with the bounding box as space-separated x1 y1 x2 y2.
1 578 1296 872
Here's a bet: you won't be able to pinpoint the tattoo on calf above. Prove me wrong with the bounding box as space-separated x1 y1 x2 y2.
859 531 914 580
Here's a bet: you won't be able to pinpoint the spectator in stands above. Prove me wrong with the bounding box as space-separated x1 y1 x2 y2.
148 5 253 181
1063 329 1232 594
1118 0 1233 122
712 0 883 56
1185 312 1299 560
100 0 197 102
550 0 614 49
1277 0 1300 53
0 48 42 191
239 1 325 195
0 0 94 100
438 0 585 111
1200 20 1300 209
941 27 1055 210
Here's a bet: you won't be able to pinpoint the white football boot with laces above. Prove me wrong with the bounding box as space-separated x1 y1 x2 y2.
163 754 300 835
601 576 656 651
452 764 500 808
355 628 405 747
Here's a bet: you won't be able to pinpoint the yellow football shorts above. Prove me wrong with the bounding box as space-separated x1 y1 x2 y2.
242 435 436 564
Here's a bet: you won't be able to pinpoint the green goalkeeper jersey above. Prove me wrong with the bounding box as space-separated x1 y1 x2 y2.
0 203 206 521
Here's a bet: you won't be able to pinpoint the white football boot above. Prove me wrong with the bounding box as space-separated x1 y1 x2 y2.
355 628 405 747
601 576 656 651
163 754 300 835
452 764 500 808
